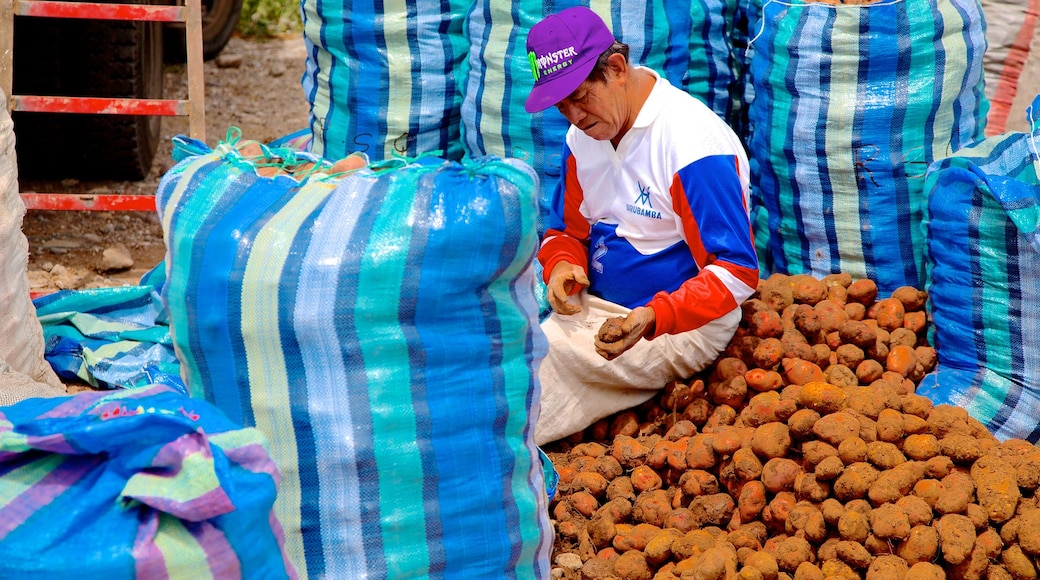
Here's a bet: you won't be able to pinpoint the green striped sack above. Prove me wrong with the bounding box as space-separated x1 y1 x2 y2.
300 1 470 163
459 0 740 235
747 0 988 294
0 384 292 578
156 136 553 579
917 96 1040 442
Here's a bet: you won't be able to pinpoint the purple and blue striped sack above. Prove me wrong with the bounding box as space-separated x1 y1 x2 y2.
0 384 293 578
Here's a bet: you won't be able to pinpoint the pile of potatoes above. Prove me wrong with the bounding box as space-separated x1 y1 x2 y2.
543 273 1040 580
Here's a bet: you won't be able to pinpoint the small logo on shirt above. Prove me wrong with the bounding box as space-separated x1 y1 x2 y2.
627 182 662 219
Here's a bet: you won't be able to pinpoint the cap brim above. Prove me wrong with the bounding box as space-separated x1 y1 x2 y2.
524 56 599 113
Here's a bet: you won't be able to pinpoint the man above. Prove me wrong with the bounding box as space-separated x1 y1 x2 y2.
525 6 759 445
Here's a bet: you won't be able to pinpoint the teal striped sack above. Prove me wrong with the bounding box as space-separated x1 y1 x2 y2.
460 0 739 235
300 0 469 163
917 96 1040 442
0 384 293 579
156 136 553 579
33 265 184 393
747 0 988 294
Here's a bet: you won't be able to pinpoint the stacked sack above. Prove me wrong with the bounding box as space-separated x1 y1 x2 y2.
156 133 554 578
745 0 988 295
918 96 1040 442
299 2 469 163
459 0 742 235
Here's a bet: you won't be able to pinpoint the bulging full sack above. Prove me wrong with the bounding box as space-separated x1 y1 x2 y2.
156 135 553 578
917 97 1040 442
300 2 469 163
747 0 988 294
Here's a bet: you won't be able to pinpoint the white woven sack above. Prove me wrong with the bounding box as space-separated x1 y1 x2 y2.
0 89 66 405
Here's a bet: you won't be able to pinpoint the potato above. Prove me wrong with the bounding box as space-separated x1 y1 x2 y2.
835 540 873 570
743 551 780 580
612 550 653 580
833 462 879 501
814 299 850 333
749 310 786 340
599 316 626 343
873 298 906 331
574 471 610 497
1017 509 1040 555
771 536 815 572
745 368 785 393
890 286 928 312
971 455 1021 524
865 555 910 579
812 411 861 446
613 522 662 551
838 319 877 348
936 513 976 565
751 422 793 460
1001 545 1038 579
869 503 911 540
895 525 939 564
846 279 879 305
796 381 847 414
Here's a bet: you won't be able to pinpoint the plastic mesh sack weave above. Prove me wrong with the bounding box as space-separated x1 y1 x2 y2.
0 384 293 579
747 0 988 294
156 132 553 579
33 265 184 393
917 95 1040 442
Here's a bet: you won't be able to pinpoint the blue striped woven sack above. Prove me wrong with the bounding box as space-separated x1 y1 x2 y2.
33 265 185 393
917 96 1040 442
300 1 469 163
155 135 553 579
0 384 293 579
746 0 988 294
459 0 740 237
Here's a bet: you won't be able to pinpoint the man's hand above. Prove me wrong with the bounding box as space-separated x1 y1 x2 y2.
546 261 589 315
594 306 655 360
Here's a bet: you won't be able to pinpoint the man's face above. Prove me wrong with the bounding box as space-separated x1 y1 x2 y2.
554 70 628 143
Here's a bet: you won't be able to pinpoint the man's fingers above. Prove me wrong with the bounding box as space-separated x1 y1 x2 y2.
548 287 580 315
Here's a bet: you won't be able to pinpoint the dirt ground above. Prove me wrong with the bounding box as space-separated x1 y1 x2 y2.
16 30 1040 296
18 34 312 295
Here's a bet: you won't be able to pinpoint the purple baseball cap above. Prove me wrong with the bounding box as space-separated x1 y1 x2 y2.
524 6 615 113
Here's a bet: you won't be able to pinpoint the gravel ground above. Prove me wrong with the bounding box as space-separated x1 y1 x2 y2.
18 34 312 295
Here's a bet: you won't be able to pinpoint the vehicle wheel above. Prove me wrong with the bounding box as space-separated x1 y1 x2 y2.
163 0 244 62
12 2 164 181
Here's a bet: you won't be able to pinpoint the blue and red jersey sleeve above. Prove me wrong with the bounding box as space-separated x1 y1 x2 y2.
538 148 589 290
646 154 759 337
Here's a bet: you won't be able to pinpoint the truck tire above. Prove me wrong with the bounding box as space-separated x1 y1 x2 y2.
163 0 244 62
12 2 164 181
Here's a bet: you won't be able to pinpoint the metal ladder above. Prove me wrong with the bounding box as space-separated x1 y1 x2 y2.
0 0 206 211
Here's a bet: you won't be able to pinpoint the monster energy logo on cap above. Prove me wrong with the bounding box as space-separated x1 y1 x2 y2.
528 46 577 82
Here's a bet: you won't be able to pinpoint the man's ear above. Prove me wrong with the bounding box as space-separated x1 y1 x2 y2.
606 52 628 78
